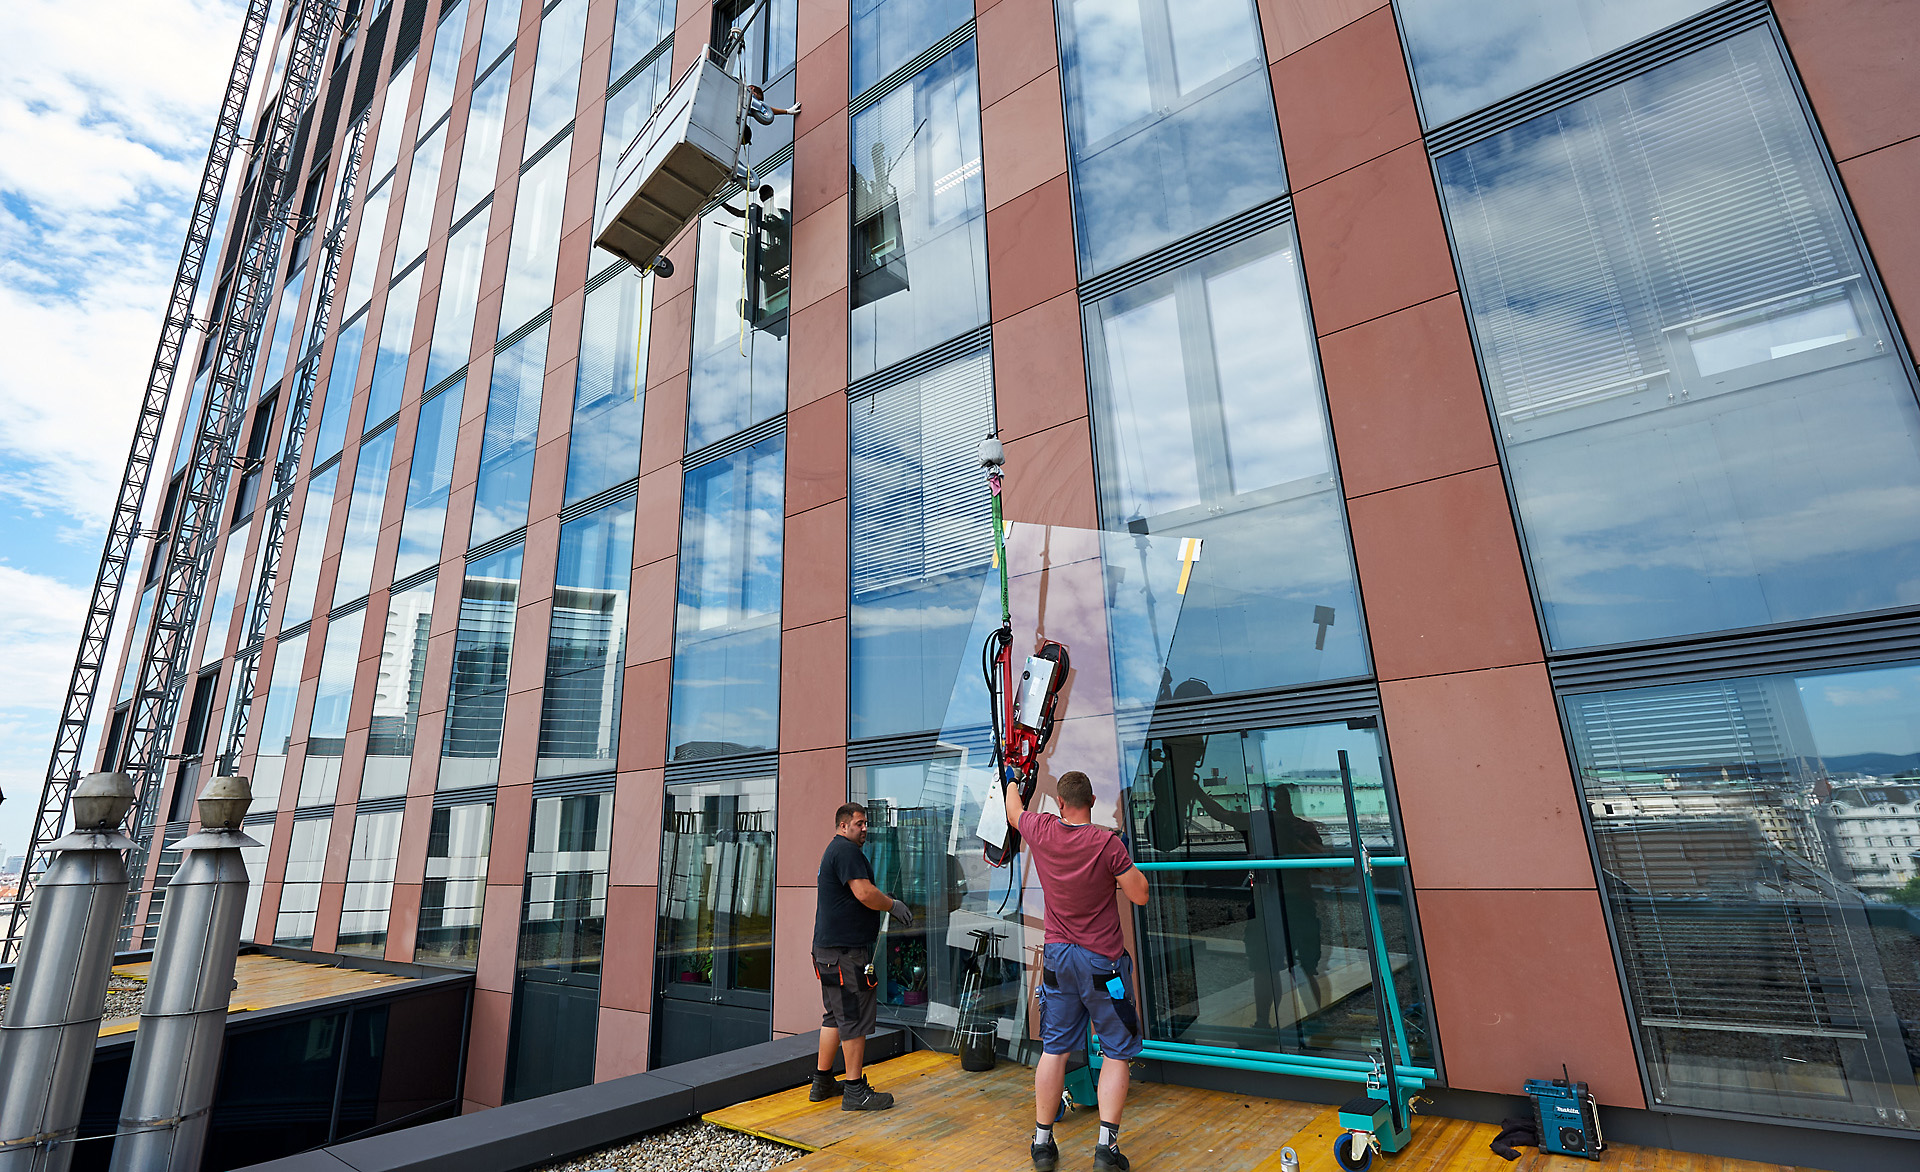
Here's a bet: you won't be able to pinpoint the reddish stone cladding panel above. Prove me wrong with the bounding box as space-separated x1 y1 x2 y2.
1256 0 1384 63
1840 139 1920 344
1268 6 1418 190
776 745 850 888
1775 0 1920 163
595 1005 652 1079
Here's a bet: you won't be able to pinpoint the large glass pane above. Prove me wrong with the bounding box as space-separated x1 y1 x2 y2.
565 267 649 502
1439 33 1920 650
364 578 437 798
537 497 634 776
497 133 571 338
251 631 306 806
522 0 589 159
416 802 493 967
656 776 775 998
262 270 307 392
849 348 994 740
419 0 471 133
280 463 340 631
471 322 548 545
426 215 486 389
849 40 988 381
300 607 367 807
343 177 393 312
273 818 331 946
238 831 269 941
315 312 368 462
852 0 972 95
394 122 448 269
1056 0 1284 276
506 790 613 1100
595 53 674 223
454 60 512 217
475 0 521 72
1568 663 1920 1129
439 543 524 789
366 263 424 429
332 428 399 607
688 160 791 450
201 522 251 668
117 587 157 705
1086 225 1366 695
368 57 418 185
173 371 209 475
394 384 464 580
669 434 785 759
1125 720 1428 1064
338 809 403 956
609 0 671 84
1401 0 1718 127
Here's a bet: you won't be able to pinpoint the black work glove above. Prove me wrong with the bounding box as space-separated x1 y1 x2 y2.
888 898 914 929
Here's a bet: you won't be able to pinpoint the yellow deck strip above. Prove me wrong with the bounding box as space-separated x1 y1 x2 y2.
95 953 416 1037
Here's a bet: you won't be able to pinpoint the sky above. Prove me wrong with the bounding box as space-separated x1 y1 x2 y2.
0 0 248 863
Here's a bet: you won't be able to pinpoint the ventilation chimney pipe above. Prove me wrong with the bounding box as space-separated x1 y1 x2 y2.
109 775 258 1172
0 772 137 1172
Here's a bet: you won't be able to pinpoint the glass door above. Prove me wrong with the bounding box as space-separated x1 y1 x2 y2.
504 791 613 1101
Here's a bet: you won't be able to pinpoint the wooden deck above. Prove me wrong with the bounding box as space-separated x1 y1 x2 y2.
705 1052 1823 1172
100 952 415 1036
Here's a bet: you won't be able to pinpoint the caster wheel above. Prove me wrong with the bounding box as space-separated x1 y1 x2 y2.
1333 1130 1374 1172
1056 1090 1071 1122
648 255 675 279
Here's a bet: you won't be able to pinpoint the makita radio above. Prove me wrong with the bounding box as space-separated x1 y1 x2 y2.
1524 1072 1603 1160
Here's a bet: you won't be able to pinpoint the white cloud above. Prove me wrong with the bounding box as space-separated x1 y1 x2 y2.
0 564 92 854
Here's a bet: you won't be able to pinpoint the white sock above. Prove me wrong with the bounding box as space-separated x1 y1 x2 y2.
1034 1123 1053 1146
1099 1121 1121 1149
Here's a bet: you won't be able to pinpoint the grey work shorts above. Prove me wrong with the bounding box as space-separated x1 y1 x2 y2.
814 944 878 1038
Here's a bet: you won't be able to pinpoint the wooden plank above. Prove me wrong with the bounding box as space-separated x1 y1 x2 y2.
97 953 416 1036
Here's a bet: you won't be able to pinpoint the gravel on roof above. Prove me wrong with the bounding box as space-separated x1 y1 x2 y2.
533 1120 804 1172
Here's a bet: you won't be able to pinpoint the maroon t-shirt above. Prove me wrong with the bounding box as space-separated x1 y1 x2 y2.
1020 811 1135 960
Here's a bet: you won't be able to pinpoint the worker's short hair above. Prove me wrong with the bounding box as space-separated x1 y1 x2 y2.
1057 772 1094 812
834 803 865 827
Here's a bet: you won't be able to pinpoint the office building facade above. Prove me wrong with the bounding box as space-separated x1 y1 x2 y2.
94 0 1920 1157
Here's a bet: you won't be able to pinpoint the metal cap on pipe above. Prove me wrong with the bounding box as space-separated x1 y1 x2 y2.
71 771 136 831
195 774 252 831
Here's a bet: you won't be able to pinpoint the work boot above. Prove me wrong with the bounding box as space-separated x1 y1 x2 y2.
808 1071 842 1102
841 1077 895 1111
1031 1137 1059 1171
1092 1145 1130 1171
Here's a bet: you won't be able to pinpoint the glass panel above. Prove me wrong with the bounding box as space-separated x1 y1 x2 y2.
537 497 635 776
332 429 399 607
594 53 675 246
849 39 988 381
1056 0 1284 276
300 607 367 806
455 60 512 217
394 122 448 269
497 132 571 338
565 267 649 502
471 322 548 545
173 371 209 475
262 270 307 392
439 543 524 789
475 0 521 72
417 802 494 967
1438 33 1920 650
852 0 973 95
280 463 340 631
657 776 775 995
688 159 791 450
343 176 393 311
523 0 589 160
201 522 251 668
1401 0 1718 127
338 809 403 956
1086 225 1366 695
315 312 368 462
117 587 157 704
519 792 614 973
669 433 785 759
274 818 331 946
426 215 486 390
419 0 471 132
366 263 424 429
718 0 798 156
252 631 307 806
394 384 465 580
364 578 437 798
1568 663 1920 1129
609 0 672 84
238 832 269 941
368 58 418 184
849 347 995 740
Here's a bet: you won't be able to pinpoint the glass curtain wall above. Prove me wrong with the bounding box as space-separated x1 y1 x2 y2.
849 40 988 380
200 523 251 669
1566 662 1920 1130
364 578 436 797
338 809 404 956
688 161 792 451
537 497 635 776
366 264 424 428
852 0 972 93
497 134 572 340
848 347 995 740
425 216 486 388
1437 31 1920 650
506 791 614 1101
472 323 550 545
332 428 399 606
565 267 650 501
300 607 367 807
393 384 464 579
440 543 525 789
654 776 776 1065
417 801 494 966
281 463 340 630
274 818 331 946
454 38 514 217
522 0 590 161
251 631 307 807
316 315 366 461
1054 0 1285 275
1084 225 1367 696
669 435 786 759
1125 719 1429 1065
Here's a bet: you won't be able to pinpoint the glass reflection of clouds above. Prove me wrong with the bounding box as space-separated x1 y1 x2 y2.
852 0 973 95
1441 33 1920 649
566 267 650 502
689 161 792 451
1056 0 1284 276
471 323 550 547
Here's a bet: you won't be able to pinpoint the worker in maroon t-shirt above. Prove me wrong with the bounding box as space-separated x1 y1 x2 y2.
1005 770 1151 1172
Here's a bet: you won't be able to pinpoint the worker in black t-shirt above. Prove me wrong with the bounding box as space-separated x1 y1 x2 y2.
812 802 913 1110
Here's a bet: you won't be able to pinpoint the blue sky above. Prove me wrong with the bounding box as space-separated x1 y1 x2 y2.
0 0 247 862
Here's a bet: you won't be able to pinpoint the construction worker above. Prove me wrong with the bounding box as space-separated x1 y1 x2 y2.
1006 771 1152 1171
811 802 912 1110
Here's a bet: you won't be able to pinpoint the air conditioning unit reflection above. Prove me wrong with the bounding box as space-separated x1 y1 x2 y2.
595 48 746 276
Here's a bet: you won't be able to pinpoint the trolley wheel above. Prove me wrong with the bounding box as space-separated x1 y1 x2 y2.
648 255 675 279
1333 1130 1375 1172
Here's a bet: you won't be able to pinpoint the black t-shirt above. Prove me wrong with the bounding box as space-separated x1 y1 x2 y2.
815 834 881 948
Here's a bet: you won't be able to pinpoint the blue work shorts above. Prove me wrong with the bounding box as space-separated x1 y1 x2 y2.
1037 941 1144 1060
